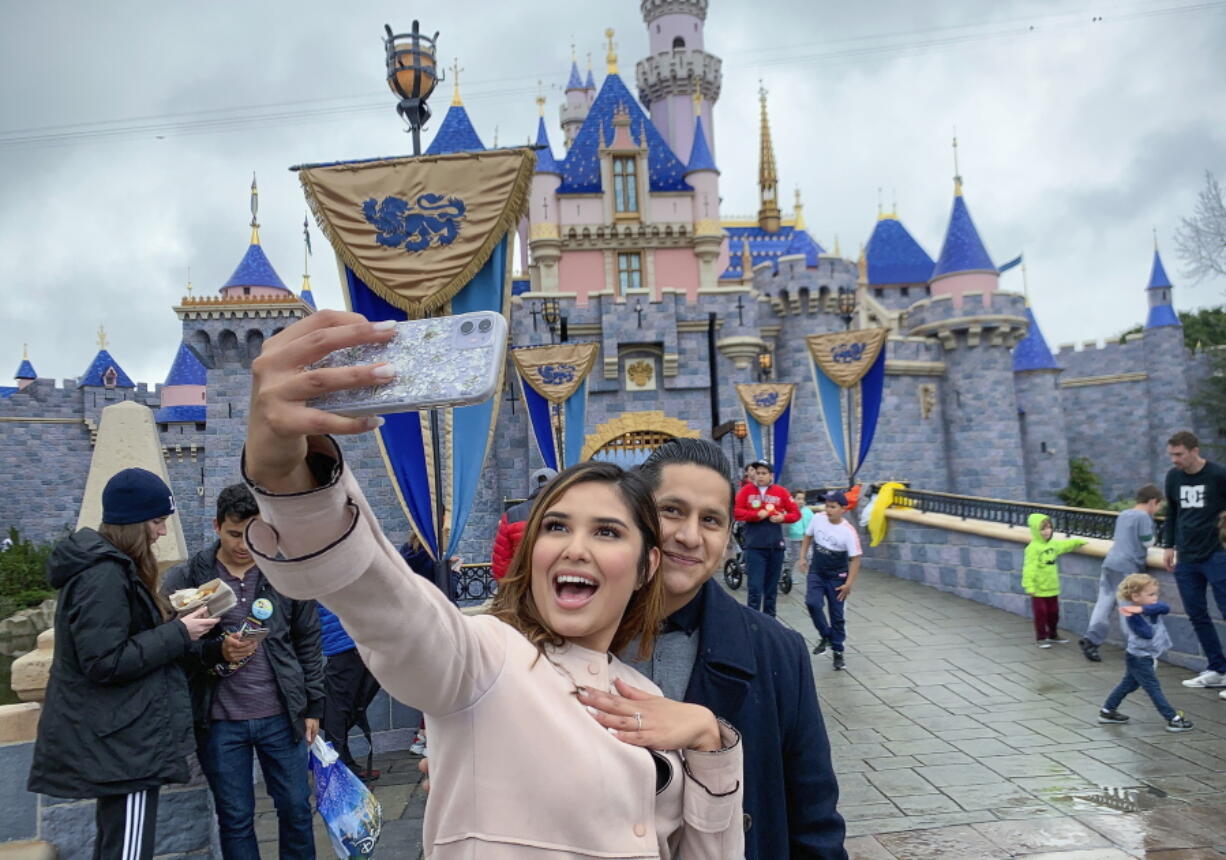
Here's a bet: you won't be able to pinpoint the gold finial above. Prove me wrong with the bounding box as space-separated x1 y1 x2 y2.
756 81 781 232
22 342 28 360
186 265 193 296
794 186 806 230
1153 226 1159 250
249 172 261 244
536 79 546 116
97 325 108 350
586 51 592 73
892 187 898 214
450 58 464 106
605 28 617 74
952 130 962 195
834 234 842 257
692 77 703 116
877 186 883 219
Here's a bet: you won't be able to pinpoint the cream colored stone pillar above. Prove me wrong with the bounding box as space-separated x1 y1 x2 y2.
11 628 54 703
75 400 187 571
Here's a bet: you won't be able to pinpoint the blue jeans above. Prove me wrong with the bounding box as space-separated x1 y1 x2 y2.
1173 550 1226 674
1104 653 1176 720
198 715 315 860
806 572 847 652
1084 566 1128 646
745 547 784 616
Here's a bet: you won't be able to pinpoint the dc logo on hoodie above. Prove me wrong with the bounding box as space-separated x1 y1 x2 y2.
1181 486 1205 508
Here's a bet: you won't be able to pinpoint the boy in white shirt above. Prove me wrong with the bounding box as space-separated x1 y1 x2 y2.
796 491 862 670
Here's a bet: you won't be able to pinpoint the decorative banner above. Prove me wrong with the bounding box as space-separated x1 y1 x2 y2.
807 328 890 480
736 383 796 483
300 148 534 317
806 328 890 389
512 343 599 470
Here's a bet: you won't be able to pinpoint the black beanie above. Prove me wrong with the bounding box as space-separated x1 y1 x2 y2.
101 468 176 525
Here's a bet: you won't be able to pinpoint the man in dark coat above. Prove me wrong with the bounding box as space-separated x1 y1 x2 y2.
165 484 324 860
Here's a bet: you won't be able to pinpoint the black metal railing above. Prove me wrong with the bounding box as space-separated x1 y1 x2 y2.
455 563 497 604
891 488 1167 544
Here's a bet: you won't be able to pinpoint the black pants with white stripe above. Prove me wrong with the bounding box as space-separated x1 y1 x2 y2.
94 788 159 860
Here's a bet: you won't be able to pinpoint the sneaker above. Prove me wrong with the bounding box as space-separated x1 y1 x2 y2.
1037 641 1053 649
409 728 428 756
1098 708 1130 724
1048 637 1070 644
1079 638 1102 662
1167 713 1194 732
832 651 845 670
1182 670 1226 688
813 637 830 655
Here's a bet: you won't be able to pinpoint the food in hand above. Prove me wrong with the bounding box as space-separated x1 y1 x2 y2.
170 583 218 610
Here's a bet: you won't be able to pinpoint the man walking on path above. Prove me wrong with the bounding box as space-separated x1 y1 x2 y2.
734 460 800 617
1161 431 1226 689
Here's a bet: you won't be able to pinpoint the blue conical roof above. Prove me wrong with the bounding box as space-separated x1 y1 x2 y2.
685 116 717 174
865 216 935 285
932 189 995 278
1147 249 1173 290
1013 307 1061 372
566 61 584 91
425 104 485 155
300 285 317 310
164 342 207 386
534 117 561 174
222 241 289 291
15 359 36 380
79 350 135 388
585 68 596 90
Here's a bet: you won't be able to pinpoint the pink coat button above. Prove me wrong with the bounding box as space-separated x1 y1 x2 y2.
633 823 647 837
587 662 601 675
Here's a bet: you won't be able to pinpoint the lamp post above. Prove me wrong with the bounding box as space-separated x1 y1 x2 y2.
540 298 560 343
385 20 450 596
836 285 858 487
733 420 747 470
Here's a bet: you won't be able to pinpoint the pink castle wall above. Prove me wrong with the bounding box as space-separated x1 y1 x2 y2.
929 271 998 309
219 286 289 300
558 250 606 305
558 197 604 226
161 385 205 407
654 248 700 300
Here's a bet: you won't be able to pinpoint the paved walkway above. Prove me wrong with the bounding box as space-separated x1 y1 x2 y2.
259 567 1226 858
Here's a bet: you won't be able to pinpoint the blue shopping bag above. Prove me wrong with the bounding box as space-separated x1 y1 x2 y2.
310 736 383 859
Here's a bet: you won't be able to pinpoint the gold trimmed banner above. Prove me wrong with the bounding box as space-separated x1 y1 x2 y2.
806 328 890 389
299 148 534 317
735 383 795 426
512 343 600 404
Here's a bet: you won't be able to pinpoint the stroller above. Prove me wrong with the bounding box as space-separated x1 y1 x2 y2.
723 523 793 595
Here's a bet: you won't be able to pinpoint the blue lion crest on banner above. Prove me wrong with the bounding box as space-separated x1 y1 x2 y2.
830 341 867 364
361 193 467 252
539 364 577 385
753 391 779 408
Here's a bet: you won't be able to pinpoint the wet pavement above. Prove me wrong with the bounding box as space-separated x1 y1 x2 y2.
259 566 1226 858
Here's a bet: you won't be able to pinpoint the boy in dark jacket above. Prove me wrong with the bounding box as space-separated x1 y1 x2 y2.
165 484 324 860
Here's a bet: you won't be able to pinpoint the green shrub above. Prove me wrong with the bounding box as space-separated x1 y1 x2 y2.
1058 458 1109 510
0 528 56 611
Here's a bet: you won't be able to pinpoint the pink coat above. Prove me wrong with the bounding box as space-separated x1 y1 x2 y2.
244 441 744 859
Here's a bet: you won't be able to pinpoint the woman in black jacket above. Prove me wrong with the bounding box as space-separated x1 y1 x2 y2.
28 468 218 860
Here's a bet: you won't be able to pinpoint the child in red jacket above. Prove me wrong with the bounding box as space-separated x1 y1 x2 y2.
734 460 800 617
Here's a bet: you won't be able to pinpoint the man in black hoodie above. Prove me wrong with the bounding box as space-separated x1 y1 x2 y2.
165 484 323 860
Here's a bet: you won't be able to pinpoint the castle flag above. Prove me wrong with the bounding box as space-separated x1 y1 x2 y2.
998 255 1023 274
512 342 599 470
805 328 890 480
735 383 796 482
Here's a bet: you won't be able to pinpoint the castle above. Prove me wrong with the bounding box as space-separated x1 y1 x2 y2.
1 0 1213 558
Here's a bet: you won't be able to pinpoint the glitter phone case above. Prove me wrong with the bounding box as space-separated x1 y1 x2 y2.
307 311 507 416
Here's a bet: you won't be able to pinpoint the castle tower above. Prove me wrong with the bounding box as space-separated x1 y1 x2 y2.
220 176 295 302
154 342 207 426
635 0 721 162
529 93 563 292
864 210 935 312
685 99 721 290
425 60 485 155
905 291 1029 499
560 52 590 149
1012 295 1070 503
14 346 36 391
1141 242 1192 479
930 151 998 306
756 85 781 233
584 59 597 106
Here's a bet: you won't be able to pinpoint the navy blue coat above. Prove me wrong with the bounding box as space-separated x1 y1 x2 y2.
684 579 847 860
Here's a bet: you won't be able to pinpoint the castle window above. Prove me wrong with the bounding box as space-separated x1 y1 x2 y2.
613 157 638 214
618 252 643 292
672 36 685 49
874 288 884 298
243 286 251 295
900 286 910 297
103 367 117 389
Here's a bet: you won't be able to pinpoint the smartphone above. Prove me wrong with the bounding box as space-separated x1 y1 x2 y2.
239 625 270 643
308 311 508 417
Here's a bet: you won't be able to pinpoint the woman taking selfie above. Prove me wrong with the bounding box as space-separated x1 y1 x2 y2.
28 469 219 860
240 310 743 858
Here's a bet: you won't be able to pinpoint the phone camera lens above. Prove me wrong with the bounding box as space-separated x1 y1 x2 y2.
478 319 492 333
460 321 475 335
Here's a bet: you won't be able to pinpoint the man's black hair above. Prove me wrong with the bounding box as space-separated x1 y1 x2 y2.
638 438 737 516
216 483 259 524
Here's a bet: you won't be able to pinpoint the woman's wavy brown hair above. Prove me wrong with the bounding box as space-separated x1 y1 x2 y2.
98 521 170 620
489 461 664 661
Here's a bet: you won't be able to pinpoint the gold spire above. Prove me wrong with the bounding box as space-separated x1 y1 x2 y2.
605 28 617 74
877 186 884 219
249 172 261 244
756 82 781 233
834 234 841 257
793 187 806 230
952 131 963 195
536 79 546 116
186 265 193 296
571 38 576 62
450 58 464 106
97 325 108 350
22 342 28 360
586 51 593 78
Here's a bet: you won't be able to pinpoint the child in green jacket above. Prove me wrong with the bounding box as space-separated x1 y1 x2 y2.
1023 513 1087 647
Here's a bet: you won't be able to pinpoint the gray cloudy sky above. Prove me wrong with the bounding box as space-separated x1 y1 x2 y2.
2 1 1224 386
